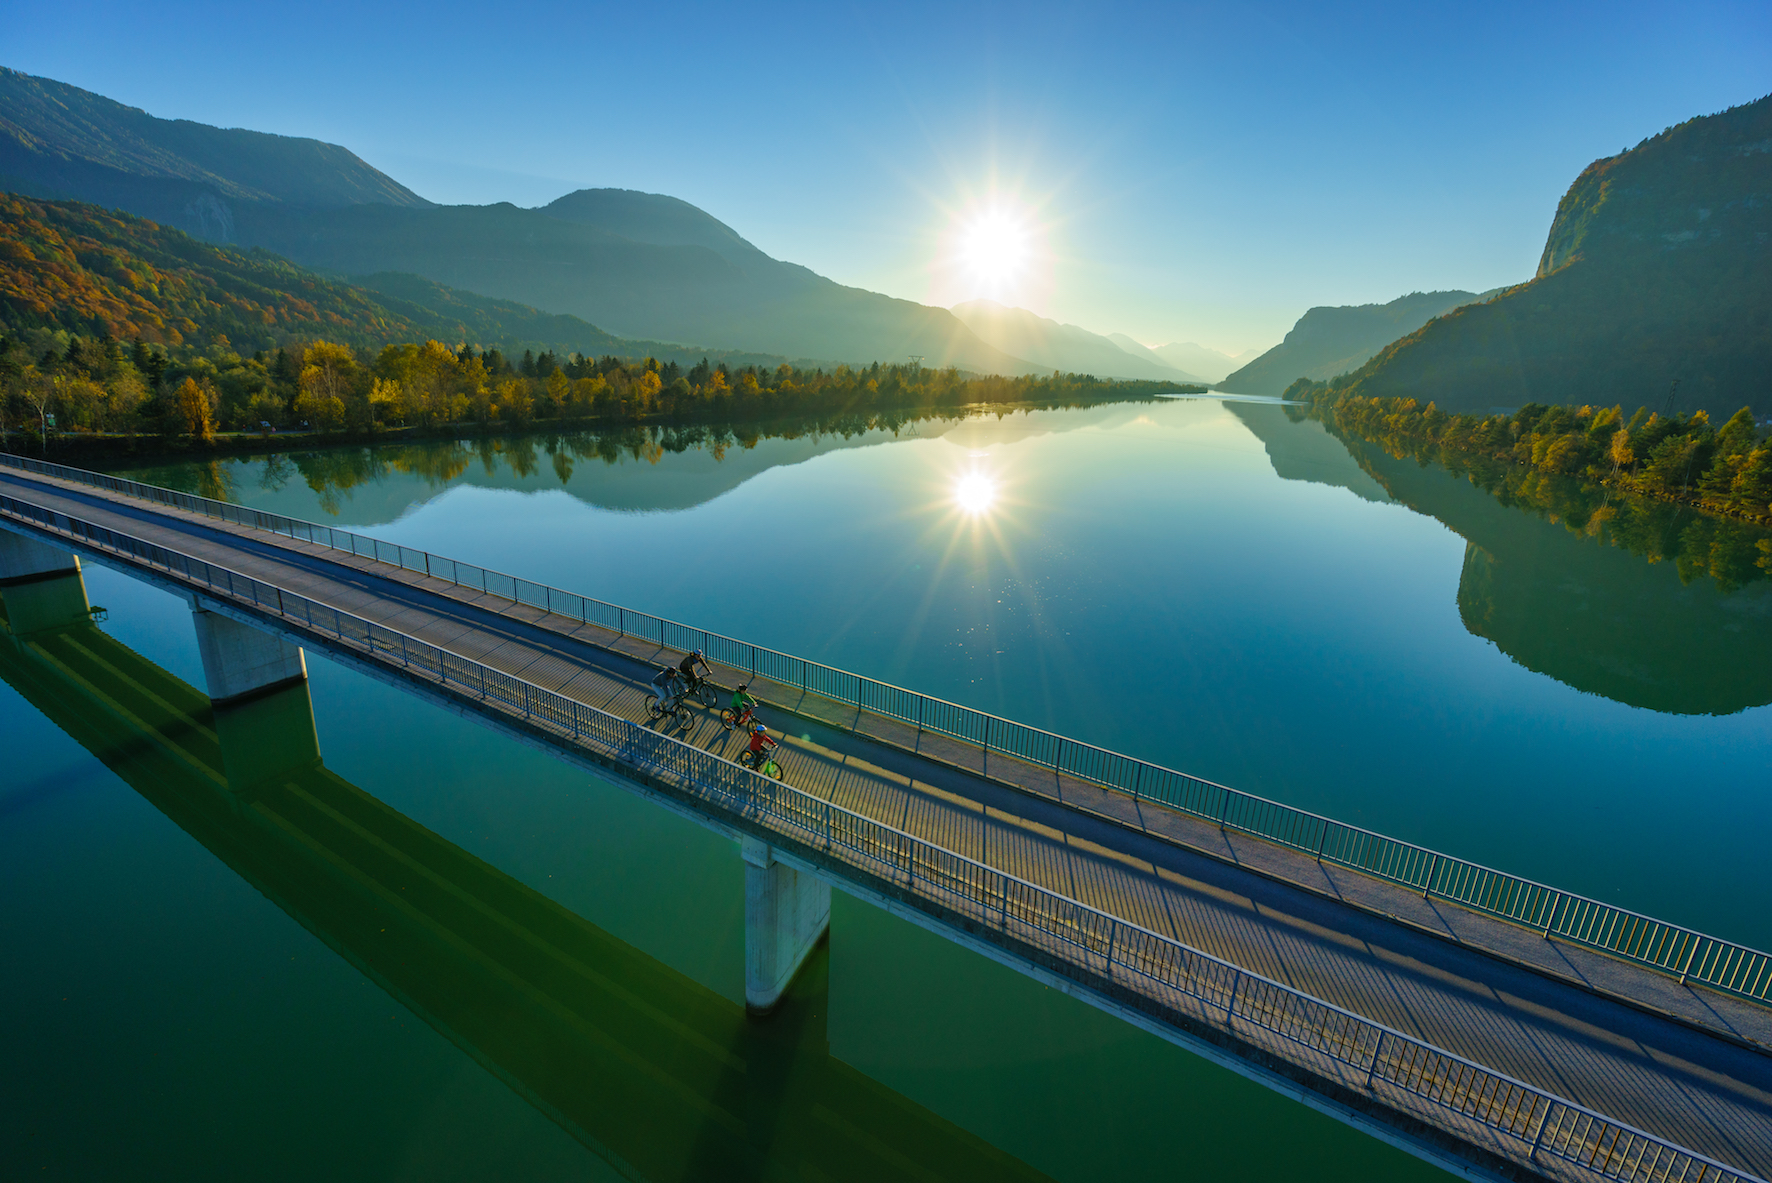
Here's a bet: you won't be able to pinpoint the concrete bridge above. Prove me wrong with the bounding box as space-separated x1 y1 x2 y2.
2 455 1769 1183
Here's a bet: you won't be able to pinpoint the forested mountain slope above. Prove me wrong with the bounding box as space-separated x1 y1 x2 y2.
1329 93 1772 419
1218 290 1485 395
0 194 780 365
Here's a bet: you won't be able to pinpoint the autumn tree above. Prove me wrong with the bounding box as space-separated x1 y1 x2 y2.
176 377 215 441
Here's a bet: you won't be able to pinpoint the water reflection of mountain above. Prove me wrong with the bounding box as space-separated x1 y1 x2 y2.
0 596 1051 1182
1228 402 1772 715
123 405 1115 527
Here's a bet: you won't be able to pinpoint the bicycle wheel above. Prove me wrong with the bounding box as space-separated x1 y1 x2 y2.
720 708 738 730
676 708 694 731
768 760 784 782
644 694 662 719
697 682 718 708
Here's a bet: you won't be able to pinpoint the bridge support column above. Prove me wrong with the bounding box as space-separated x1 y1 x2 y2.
742 836 830 1016
0 529 91 635
191 607 307 707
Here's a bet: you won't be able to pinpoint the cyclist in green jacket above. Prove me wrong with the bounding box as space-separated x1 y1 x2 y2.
729 683 758 730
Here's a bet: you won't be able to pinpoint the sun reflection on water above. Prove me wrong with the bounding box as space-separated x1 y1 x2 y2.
953 471 998 515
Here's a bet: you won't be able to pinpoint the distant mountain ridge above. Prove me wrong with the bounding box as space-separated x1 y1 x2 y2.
0 67 429 239
949 300 1194 380
1147 341 1260 385
1326 93 1772 419
0 68 1047 375
1218 290 1493 396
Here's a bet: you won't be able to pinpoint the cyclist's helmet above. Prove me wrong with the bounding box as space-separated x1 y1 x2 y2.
752 723 767 734
695 648 705 658
737 682 748 692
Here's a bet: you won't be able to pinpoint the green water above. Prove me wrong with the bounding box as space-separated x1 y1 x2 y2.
4 396 1767 1180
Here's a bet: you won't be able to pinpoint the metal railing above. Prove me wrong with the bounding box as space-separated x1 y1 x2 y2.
4 452 1770 1007
0 489 1757 1183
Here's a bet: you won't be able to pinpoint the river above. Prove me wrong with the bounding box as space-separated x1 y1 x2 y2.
4 395 1766 1180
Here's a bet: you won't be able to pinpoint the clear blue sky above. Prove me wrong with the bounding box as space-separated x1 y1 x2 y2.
8 0 1770 352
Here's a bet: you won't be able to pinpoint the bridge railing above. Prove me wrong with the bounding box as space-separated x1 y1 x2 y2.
5 452 1770 1008
0 487 1756 1183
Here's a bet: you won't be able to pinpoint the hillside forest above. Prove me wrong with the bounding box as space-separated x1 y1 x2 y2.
1289 380 1772 584
0 329 1194 453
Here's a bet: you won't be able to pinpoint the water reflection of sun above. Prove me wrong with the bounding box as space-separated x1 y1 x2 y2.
953 471 998 515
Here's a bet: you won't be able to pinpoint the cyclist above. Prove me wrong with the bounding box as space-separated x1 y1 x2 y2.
744 723 778 771
651 665 684 709
678 648 712 694
729 682 758 730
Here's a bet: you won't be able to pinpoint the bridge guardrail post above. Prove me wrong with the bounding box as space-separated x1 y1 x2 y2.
1678 936 1702 985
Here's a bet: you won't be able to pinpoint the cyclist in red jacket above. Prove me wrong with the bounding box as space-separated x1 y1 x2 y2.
745 723 778 769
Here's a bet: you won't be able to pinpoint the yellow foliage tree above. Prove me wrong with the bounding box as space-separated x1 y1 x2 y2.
177 377 214 440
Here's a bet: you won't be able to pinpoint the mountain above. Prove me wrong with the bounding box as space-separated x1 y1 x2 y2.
1319 94 1772 420
1218 291 1487 395
1103 334 1208 383
0 70 1040 375
0 67 429 240
1145 341 1260 385
949 300 1192 380
0 193 784 366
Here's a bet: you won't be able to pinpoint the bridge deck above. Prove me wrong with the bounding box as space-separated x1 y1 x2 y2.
3 467 1769 1180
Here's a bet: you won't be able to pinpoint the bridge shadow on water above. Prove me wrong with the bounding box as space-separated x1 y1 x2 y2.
0 593 1054 1183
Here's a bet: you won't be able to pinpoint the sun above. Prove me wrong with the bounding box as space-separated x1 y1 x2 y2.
957 209 1031 291
953 471 998 515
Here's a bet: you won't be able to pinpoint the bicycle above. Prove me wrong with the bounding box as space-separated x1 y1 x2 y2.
645 691 695 732
738 743 784 781
684 672 719 709
721 703 758 731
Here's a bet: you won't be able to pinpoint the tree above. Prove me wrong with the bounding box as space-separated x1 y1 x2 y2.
544 368 569 416
176 377 215 441
300 342 359 425
20 372 53 453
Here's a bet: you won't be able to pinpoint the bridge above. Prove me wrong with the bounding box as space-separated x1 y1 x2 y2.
0 599 1052 1182
2 453 1768 1183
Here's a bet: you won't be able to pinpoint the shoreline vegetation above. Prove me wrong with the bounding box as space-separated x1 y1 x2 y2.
1287 378 1772 588
0 332 1203 467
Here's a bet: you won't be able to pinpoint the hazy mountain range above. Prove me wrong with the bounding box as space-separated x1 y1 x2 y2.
948 301 1200 381
1 67 1205 379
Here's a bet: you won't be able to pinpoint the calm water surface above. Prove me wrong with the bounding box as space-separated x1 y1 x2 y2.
4 396 1767 1179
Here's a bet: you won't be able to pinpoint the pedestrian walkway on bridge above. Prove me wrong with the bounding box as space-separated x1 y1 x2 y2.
1 455 1767 1183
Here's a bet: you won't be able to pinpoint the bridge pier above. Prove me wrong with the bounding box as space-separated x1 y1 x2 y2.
0 529 91 634
191 606 307 707
742 837 830 1016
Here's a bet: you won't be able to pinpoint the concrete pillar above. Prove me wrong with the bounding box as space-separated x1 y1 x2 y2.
213 679 322 794
0 529 80 582
192 607 307 707
0 529 91 635
743 836 830 1016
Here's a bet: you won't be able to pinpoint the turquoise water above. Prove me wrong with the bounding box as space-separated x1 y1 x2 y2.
4 395 1767 1179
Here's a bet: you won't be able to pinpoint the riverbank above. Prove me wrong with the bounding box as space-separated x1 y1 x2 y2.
1 389 1172 471
1288 379 1772 529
